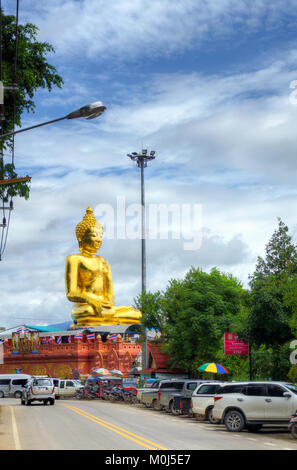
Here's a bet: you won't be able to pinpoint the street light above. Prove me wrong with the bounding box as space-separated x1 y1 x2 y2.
0 100 106 259
127 149 156 371
0 101 106 139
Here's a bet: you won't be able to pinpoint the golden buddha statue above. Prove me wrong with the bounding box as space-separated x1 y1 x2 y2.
65 207 142 327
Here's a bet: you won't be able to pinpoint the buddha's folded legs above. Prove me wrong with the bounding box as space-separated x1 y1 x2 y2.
70 303 142 327
113 306 142 324
71 303 104 326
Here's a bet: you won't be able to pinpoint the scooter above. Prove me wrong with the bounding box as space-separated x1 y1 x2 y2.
123 389 138 404
109 386 125 402
289 410 297 439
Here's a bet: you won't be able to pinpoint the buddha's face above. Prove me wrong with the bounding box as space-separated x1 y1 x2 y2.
81 223 103 253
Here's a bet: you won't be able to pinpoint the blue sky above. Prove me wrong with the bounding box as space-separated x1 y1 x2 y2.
1 0 297 327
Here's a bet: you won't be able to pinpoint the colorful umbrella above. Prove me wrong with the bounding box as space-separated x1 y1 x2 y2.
109 369 123 377
197 363 228 374
91 368 112 377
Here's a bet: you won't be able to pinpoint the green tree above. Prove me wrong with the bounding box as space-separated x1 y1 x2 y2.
247 219 297 380
134 290 166 332
0 12 63 201
160 267 247 377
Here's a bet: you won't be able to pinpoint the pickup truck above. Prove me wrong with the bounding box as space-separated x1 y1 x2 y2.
159 379 210 414
53 379 83 398
141 379 190 411
136 379 159 403
139 380 163 408
169 380 216 415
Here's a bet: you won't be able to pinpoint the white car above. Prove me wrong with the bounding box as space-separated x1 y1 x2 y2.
212 381 297 432
191 382 223 423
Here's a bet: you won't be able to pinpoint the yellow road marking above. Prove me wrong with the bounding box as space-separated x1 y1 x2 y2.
9 406 21 450
61 403 168 450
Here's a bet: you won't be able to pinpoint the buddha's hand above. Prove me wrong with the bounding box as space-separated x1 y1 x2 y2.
102 300 113 309
90 298 103 314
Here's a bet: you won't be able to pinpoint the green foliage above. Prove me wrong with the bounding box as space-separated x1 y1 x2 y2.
0 11 63 200
160 267 247 376
134 290 165 332
247 219 297 349
136 218 297 381
0 163 30 201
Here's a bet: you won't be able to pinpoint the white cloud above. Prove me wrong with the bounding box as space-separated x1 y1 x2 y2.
9 0 297 62
1 2 297 328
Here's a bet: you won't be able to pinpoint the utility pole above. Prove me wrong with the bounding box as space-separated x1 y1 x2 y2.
127 149 156 370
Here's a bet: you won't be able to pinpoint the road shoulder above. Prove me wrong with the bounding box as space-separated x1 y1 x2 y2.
0 404 16 450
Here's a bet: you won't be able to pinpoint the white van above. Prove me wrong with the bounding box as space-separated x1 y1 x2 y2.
0 375 13 398
8 374 32 398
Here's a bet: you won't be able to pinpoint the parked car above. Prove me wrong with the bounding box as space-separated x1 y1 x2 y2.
0 375 14 398
190 382 223 422
8 374 32 398
21 376 55 406
136 379 159 403
212 381 297 432
53 378 83 399
170 380 219 416
139 380 163 408
160 380 211 414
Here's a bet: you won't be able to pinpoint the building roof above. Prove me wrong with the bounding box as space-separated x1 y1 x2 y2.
0 322 140 338
141 344 185 374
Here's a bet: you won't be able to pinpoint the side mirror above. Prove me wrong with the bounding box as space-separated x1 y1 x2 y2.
283 392 292 398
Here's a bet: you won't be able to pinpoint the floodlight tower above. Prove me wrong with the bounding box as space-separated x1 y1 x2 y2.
127 149 156 370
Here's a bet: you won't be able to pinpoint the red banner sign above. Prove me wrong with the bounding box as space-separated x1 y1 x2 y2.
224 332 249 355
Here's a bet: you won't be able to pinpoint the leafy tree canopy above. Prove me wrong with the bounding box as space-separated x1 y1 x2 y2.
145 267 247 376
0 12 63 201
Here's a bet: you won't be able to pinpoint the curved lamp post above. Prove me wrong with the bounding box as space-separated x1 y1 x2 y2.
0 101 106 139
0 101 106 259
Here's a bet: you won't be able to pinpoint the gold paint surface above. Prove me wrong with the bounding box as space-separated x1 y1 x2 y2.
65 207 142 327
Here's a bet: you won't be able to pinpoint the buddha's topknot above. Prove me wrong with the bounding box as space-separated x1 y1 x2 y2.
75 207 103 245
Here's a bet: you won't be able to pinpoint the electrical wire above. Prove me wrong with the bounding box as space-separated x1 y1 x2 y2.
0 0 20 259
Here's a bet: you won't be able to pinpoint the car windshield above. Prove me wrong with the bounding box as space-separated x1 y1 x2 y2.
285 384 297 395
34 379 52 386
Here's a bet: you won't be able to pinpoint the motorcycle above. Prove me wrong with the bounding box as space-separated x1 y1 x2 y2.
109 386 125 402
76 387 101 400
289 410 297 439
123 389 138 404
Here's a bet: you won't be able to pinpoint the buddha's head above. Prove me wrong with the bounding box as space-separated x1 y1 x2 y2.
76 207 103 253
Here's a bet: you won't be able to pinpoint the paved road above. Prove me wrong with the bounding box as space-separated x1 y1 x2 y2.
1 398 297 450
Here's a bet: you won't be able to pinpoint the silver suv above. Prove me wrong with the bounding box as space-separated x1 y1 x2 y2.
21 377 55 406
212 381 297 432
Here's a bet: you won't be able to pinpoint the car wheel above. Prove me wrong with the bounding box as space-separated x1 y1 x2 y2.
14 391 22 399
246 424 262 432
144 403 151 408
169 401 181 415
0 391 4 398
26 399 32 406
194 413 206 421
206 407 220 424
49 398 55 405
21 399 25 405
152 399 162 411
291 424 297 439
224 410 245 432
